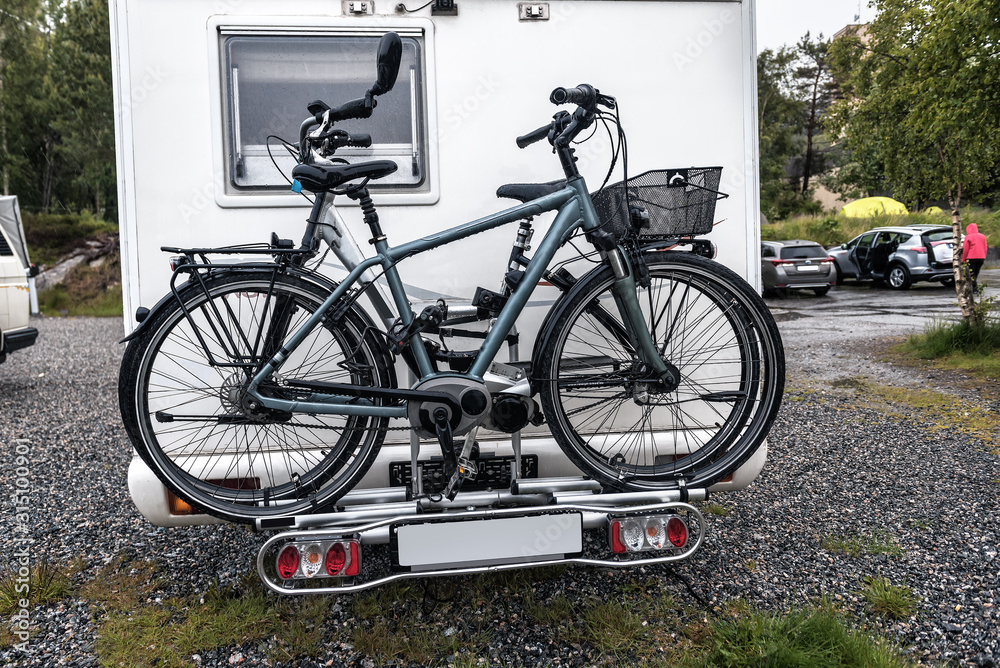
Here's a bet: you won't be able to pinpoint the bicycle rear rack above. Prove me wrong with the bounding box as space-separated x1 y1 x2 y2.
254 478 707 594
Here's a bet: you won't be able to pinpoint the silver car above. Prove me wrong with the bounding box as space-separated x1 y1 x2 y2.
761 240 837 296
827 225 954 290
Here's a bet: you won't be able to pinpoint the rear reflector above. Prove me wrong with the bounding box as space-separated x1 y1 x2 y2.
610 515 689 553
167 492 197 516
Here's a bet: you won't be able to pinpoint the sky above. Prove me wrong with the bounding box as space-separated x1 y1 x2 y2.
756 0 878 53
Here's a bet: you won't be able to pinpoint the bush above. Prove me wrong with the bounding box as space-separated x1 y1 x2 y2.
22 211 118 266
761 207 1000 249
904 319 1000 359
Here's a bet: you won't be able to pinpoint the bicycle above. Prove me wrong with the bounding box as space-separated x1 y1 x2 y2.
118 32 784 525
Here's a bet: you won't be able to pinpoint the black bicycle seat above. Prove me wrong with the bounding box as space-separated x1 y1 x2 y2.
292 160 398 193
496 180 567 203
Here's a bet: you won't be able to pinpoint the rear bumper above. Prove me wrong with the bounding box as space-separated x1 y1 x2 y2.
911 265 954 282
1 327 38 353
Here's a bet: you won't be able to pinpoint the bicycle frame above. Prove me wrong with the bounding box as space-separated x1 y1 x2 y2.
243 175 664 419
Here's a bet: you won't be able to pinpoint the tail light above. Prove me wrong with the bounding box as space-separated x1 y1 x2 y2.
275 539 361 580
912 246 927 254
276 545 299 580
610 515 689 553
821 257 834 265
169 255 188 271
769 259 795 266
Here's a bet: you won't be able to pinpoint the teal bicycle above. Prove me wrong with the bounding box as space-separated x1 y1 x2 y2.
118 33 784 524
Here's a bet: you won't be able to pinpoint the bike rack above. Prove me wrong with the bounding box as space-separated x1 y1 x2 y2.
254 480 708 594
250 302 712 594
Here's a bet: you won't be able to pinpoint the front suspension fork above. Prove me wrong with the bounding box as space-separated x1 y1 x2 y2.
606 248 680 391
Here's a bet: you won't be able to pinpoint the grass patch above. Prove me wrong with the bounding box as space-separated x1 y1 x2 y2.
0 561 75 615
860 577 919 620
822 533 903 558
897 318 1000 380
703 503 730 517
843 379 1000 447
82 557 337 666
66 557 916 667
686 602 914 668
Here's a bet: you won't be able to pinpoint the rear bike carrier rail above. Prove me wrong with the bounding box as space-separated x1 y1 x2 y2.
254 481 707 595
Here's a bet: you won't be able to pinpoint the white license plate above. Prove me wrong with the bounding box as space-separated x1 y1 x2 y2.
796 265 820 272
394 513 583 571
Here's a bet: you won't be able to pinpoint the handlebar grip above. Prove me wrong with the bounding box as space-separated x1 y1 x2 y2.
516 124 551 149
348 134 372 148
550 84 597 107
329 97 374 122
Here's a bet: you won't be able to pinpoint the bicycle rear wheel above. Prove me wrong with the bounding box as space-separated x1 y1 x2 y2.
538 251 783 491
119 270 392 523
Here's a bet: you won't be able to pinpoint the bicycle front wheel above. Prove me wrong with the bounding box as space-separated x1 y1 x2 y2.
119 270 392 524
538 251 783 491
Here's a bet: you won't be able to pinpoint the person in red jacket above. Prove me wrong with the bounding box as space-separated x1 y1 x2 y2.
962 223 987 291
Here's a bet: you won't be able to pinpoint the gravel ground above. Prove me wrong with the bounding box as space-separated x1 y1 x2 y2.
1 312 998 666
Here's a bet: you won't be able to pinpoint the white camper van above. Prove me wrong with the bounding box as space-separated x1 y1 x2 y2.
111 0 774 590
0 196 37 363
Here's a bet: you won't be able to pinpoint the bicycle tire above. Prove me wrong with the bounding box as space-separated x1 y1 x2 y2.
538 251 783 491
119 270 393 524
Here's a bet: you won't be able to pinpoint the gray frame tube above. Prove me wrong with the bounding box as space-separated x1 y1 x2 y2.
248 186 580 416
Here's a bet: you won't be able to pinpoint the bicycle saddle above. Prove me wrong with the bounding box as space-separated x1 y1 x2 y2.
292 160 398 193
496 179 567 203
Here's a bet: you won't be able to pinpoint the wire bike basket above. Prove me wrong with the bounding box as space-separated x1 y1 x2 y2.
591 167 728 241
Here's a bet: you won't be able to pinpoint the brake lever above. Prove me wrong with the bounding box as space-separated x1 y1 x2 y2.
597 93 616 110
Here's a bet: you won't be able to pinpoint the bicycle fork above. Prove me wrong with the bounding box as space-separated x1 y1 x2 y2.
604 248 681 393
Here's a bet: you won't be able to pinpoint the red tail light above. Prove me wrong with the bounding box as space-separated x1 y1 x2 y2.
610 515 690 553
912 246 927 253
325 543 346 576
821 257 834 264
769 259 795 266
609 520 627 554
666 517 688 548
345 541 361 576
276 545 299 580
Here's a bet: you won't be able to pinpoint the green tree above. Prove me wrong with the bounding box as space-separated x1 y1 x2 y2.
0 0 44 197
48 0 115 219
827 0 1000 324
757 47 806 221
793 32 838 195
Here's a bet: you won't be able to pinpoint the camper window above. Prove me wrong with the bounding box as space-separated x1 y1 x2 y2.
221 32 427 193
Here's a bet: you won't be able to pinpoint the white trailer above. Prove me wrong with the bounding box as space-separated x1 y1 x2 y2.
111 0 768 589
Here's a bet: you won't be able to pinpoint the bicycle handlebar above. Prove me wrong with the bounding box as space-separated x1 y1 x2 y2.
516 124 552 149
550 84 598 108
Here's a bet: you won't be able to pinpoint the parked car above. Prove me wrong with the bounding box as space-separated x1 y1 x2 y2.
761 240 837 296
0 224 37 363
827 226 954 290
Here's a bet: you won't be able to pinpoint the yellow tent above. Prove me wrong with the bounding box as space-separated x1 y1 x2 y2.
924 206 946 216
840 197 909 218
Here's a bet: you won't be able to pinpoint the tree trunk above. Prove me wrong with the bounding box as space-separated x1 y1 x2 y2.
949 185 979 326
41 129 54 211
0 50 8 197
801 70 821 195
